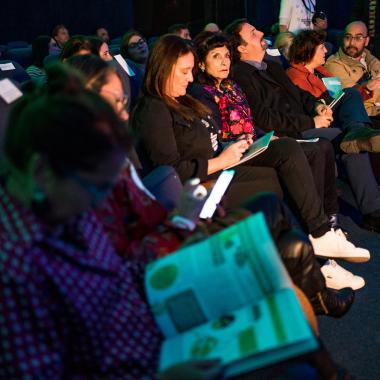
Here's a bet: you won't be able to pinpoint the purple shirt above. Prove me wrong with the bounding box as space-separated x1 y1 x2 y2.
0 185 162 379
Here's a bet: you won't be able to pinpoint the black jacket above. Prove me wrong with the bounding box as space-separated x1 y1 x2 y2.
131 96 221 182
231 60 318 138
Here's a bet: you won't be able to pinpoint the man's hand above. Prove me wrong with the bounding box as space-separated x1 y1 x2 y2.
366 76 380 91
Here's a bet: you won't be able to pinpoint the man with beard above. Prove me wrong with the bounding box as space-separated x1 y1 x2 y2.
325 21 380 116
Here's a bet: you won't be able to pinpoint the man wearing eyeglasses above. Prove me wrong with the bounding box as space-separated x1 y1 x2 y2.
325 21 380 116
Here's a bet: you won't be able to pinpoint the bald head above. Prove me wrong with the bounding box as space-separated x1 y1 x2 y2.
342 21 370 58
345 21 368 35
204 23 220 33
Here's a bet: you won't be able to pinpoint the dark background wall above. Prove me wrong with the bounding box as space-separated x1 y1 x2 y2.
1 0 133 43
1 0 358 44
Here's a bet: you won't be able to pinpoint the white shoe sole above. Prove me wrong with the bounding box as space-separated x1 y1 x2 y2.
315 252 370 263
324 276 366 291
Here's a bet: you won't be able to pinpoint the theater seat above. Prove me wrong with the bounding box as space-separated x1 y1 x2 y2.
142 166 183 210
0 45 7 58
0 60 30 83
110 37 122 46
108 45 120 56
7 41 29 49
3 47 33 68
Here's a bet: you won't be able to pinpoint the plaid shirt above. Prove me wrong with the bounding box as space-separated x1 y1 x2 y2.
0 184 162 379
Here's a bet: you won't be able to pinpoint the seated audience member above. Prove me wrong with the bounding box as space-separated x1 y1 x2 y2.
26 35 50 79
279 0 315 34
96 26 110 43
311 11 334 55
131 34 370 273
120 30 149 72
312 11 328 34
88 36 113 61
190 32 367 290
66 54 356 317
288 29 380 152
66 54 129 123
225 19 380 234
0 64 203 379
226 19 333 139
0 64 352 379
204 22 221 33
168 23 192 40
49 24 70 55
325 21 380 117
288 29 380 232
59 35 93 61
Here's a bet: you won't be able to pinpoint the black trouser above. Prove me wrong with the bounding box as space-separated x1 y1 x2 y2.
245 137 329 237
300 139 339 217
212 165 284 209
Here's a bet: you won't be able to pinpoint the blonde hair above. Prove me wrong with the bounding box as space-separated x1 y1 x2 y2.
274 32 295 60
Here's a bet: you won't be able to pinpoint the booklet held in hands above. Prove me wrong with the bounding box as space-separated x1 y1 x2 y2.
145 213 317 378
225 131 274 169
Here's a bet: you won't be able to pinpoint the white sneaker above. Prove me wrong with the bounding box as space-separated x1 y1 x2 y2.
309 229 370 263
321 260 365 290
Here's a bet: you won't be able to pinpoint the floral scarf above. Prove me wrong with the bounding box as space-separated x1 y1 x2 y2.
204 79 256 141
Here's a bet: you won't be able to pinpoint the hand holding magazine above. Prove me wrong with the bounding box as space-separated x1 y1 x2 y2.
145 213 318 378
225 131 274 169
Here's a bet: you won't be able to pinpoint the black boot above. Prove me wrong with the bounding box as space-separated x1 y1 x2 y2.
310 287 355 318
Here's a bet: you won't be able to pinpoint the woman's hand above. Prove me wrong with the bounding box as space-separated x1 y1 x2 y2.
220 139 249 164
315 103 333 117
314 114 333 128
237 133 254 145
159 359 223 380
208 140 249 174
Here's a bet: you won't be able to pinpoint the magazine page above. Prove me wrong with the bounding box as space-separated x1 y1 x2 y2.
225 131 274 169
145 212 292 338
159 288 318 375
322 77 344 98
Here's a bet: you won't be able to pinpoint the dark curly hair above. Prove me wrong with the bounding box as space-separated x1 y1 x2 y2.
193 31 232 86
288 29 326 64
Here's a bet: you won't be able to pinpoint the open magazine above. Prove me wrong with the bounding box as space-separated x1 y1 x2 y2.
145 213 318 378
322 77 345 108
225 131 274 169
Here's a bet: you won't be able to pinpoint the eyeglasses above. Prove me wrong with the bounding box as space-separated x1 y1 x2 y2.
343 34 368 42
101 89 128 109
128 38 146 49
